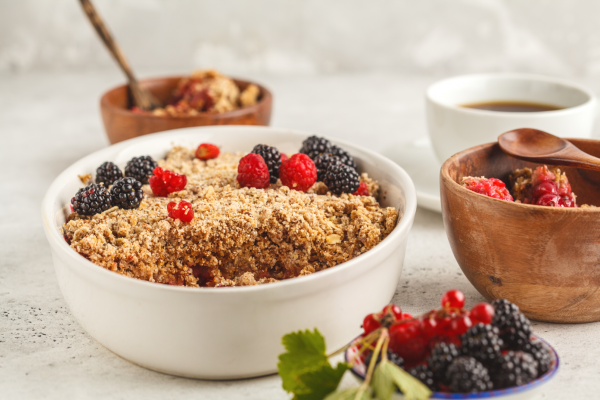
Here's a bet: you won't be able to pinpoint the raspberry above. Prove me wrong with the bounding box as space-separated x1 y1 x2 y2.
462 177 513 201
196 143 220 160
167 200 194 223
110 177 144 209
95 161 123 186
71 184 112 216
149 167 187 197
441 289 465 309
237 153 270 189
124 156 158 184
353 182 369 196
279 153 317 192
251 144 281 184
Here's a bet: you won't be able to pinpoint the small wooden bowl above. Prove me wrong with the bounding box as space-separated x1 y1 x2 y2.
440 139 600 323
100 76 273 144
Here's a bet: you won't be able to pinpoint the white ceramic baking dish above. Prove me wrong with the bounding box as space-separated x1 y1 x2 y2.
41 126 417 379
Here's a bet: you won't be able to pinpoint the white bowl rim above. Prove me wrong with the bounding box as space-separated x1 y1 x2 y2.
426 72 597 118
41 125 417 294
345 333 559 399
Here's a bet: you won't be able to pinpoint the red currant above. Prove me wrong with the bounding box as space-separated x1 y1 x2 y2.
532 181 558 198
536 193 561 207
449 315 472 336
401 312 413 320
441 289 465 309
470 302 494 324
389 320 427 363
363 314 381 335
381 304 403 320
419 314 438 338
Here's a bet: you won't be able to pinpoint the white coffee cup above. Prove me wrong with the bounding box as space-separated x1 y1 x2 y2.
426 73 598 163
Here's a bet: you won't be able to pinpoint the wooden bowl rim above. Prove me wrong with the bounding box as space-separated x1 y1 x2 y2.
440 139 600 212
99 75 272 120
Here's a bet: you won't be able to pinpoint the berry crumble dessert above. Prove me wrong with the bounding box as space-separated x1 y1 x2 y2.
461 164 594 208
63 137 399 287
131 69 260 117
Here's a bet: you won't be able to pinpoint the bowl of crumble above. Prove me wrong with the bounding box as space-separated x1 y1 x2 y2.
100 69 273 144
440 139 600 323
41 126 416 379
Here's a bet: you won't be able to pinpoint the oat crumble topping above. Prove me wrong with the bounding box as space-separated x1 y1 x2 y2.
63 147 399 287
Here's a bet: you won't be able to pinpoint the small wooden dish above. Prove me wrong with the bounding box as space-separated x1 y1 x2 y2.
100 76 273 144
440 139 600 323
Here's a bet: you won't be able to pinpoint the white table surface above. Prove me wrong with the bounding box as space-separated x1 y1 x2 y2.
1 71 599 399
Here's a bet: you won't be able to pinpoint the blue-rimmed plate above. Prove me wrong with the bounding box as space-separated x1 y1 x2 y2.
345 334 559 399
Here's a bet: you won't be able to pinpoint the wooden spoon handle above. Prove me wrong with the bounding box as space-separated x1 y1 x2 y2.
79 0 159 110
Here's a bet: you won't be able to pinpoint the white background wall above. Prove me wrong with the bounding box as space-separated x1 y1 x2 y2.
2 0 600 79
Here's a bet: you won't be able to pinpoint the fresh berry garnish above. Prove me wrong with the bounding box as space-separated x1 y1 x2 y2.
523 341 552 376
237 153 271 189
462 177 514 201
419 313 438 338
71 184 113 216
323 160 360 195
196 143 220 160
251 144 281 184
96 161 123 186
461 323 504 366
299 135 332 160
446 356 493 393
281 153 289 163
314 153 339 182
331 145 358 170
149 167 187 197
362 314 381 335
491 299 532 350
124 156 158 184
401 313 413 320
449 314 472 336
470 303 494 325
381 304 403 320
490 351 537 389
110 177 144 209
353 182 369 196
441 289 465 309
279 153 317 192
167 200 194 223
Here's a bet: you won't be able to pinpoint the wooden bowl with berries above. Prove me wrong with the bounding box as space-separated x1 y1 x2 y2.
440 139 600 323
100 72 273 144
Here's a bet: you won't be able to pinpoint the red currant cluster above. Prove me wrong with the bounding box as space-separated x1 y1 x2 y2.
525 165 575 207
149 167 187 197
361 290 494 366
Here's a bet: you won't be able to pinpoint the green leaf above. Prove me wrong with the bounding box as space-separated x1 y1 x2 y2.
385 362 432 400
296 362 350 400
278 329 350 400
324 387 372 400
371 361 396 400
278 329 331 393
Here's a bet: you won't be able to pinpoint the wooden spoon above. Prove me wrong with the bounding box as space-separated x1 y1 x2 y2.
498 128 600 172
79 0 161 111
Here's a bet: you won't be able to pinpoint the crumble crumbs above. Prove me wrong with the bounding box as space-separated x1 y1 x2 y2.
63 147 399 288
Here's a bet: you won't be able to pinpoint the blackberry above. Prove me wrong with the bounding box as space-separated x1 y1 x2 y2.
251 144 281 184
124 156 158 184
461 323 504 367
71 184 112 216
492 299 520 321
299 135 332 160
364 350 404 369
96 161 123 186
323 161 360 195
331 145 357 170
493 310 532 350
110 177 144 210
524 341 552 376
427 342 460 385
446 356 493 393
314 154 339 182
408 365 436 391
491 351 538 389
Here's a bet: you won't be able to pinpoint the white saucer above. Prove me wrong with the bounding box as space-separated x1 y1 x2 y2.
381 138 441 213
